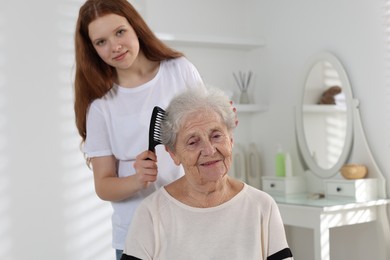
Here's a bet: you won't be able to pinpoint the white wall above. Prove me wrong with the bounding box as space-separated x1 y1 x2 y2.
1 0 389 260
254 0 390 194
1 1 113 259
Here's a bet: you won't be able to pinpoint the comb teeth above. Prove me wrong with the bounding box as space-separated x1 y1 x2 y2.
148 106 166 152
153 128 162 140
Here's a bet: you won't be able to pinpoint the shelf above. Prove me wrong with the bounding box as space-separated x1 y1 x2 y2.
303 104 346 113
235 104 267 113
156 33 265 50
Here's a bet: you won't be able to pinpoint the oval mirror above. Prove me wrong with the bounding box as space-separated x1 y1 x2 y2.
296 52 354 178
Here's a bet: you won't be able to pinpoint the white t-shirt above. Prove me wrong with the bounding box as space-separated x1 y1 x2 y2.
84 57 204 250
122 184 293 260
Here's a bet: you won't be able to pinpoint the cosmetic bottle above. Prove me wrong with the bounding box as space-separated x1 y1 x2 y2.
275 145 286 177
285 152 293 177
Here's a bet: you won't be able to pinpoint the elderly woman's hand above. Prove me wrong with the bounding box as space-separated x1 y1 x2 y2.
133 150 158 188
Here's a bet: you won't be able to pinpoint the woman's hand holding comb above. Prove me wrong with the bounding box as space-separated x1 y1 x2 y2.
133 150 158 188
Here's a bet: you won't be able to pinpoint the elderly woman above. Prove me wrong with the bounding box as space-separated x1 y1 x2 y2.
121 87 293 260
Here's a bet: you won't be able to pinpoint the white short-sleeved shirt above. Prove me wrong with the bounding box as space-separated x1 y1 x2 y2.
84 57 204 250
122 184 293 260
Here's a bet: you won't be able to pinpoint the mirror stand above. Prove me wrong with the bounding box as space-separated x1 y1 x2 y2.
348 98 387 198
298 97 388 198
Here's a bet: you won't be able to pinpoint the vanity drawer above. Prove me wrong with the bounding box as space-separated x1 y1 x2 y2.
262 178 285 193
262 176 306 196
324 178 377 202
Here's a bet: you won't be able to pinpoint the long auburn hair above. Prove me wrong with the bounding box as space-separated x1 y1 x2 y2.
74 0 183 142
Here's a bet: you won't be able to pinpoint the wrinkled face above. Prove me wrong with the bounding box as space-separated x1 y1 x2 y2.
88 13 139 70
168 110 233 185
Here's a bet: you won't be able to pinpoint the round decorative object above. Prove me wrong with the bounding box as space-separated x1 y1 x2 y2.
341 164 367 179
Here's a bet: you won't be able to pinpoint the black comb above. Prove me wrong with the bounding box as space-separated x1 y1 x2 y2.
148 106 166 152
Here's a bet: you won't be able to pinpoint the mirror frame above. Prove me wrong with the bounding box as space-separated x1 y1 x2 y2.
296 52 354 178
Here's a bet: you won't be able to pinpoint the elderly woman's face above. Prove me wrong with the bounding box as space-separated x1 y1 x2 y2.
168 110 233 184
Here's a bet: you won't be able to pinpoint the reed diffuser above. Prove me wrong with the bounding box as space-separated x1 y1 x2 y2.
233 70 252 104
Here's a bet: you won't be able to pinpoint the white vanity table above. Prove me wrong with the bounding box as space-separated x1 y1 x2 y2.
263 52 390 260
263 177 390 260
274 194 390 260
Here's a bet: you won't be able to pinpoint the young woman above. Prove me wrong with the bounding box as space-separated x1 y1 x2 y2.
73 0 204 259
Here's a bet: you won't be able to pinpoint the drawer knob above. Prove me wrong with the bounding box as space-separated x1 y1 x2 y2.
270 183 275 188
336 187 342 192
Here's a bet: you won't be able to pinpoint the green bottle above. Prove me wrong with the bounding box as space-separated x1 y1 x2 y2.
275 145 286 177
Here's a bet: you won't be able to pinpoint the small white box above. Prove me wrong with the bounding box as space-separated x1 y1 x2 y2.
324 178 378 202
262 176 306 196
